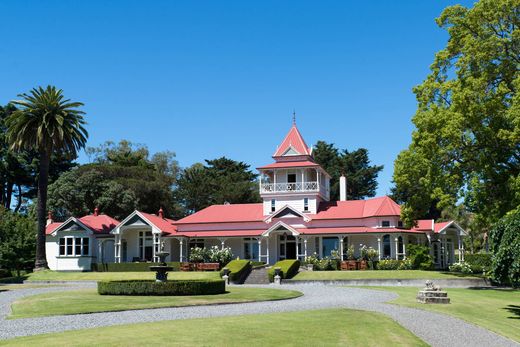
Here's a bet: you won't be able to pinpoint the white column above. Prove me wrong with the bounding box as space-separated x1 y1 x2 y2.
258 238 262 262
219 238 226 250
179 239 184 262
394 237 399 260
115 234 120 263
266 237 270 264
339 236 344 261
98 240 103 263
304 238 308 258
402 236 406 259
461 236 465 262
377 237 381 260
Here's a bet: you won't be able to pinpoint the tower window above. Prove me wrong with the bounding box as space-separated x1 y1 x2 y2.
382 220 390 227
303 198 309 211
271 199 276 213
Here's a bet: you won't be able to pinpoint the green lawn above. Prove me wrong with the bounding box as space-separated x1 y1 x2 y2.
1 309 427 347
26 270 219 281
10 287 302 319
293 270 482 280
365 286 520 342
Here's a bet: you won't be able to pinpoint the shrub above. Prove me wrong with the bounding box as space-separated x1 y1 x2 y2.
465 253 492 273
346 245 355 260
98 279 225 296
268 260 300 282
449 262 473 274
190 246 233 266
92 262 180 272
489 209 520 287
377 259 402 270
0 268 11 278
303 253 320 269
315 257 339 271
220 259 251 283
406 244 434 270
398 258 414 270
189 247 209 263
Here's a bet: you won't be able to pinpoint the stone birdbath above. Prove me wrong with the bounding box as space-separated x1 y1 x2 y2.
416 280 450 304
149 248 173 282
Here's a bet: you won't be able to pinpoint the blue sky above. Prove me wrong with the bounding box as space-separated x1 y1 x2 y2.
0 1 473 196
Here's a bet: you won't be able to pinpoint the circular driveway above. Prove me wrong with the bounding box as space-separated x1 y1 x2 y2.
0 283 517 347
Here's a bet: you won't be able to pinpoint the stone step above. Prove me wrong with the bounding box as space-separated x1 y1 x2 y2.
244 266 270 284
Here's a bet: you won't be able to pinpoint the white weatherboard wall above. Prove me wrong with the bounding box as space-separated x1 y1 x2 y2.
46 231 97 271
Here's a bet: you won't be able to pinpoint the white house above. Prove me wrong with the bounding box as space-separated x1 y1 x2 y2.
46 122 466 271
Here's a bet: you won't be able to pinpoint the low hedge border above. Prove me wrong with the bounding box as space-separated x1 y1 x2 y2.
92 262 180 272
220 260 252 284
268 260 300 282
97 279 226 296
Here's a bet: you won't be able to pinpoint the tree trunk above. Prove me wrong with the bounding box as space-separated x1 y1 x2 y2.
14 184 22 213
5 181 13 210
34 151 50 271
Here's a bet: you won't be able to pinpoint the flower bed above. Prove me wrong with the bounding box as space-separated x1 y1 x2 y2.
97 279 226 296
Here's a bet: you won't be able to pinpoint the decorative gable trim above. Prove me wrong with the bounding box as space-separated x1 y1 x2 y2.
262 221 300 237
436 221 467 236
112 210 162 234
264 204 311 223
50 217 92 236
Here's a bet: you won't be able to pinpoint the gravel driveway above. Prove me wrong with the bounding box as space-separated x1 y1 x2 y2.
0 283 517 347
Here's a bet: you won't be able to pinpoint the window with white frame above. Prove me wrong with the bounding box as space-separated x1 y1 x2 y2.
59 237 89 256
271 199 276 213
382 234 391 258
303 198 309 211
243 238 259 260
381 220 391 227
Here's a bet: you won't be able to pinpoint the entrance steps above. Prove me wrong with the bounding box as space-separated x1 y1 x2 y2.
244 265 270 284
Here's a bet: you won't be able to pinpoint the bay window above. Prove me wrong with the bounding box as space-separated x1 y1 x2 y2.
59 237 89 256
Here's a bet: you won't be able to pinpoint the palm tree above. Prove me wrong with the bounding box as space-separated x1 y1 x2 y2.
6 86 88 270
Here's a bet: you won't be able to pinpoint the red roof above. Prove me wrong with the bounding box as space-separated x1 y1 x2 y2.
46 214 119 235
174 229 265 238
139 211 177 235
298 227 424 235
175 203 264 224
415 219 434 231
258 160 320 170
273 124 312 157
311 196 401 220
434 221 452 233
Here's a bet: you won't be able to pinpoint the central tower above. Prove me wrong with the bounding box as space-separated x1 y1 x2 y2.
257 122 330 215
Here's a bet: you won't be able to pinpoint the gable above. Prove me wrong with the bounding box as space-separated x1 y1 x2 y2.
272 208 302 219
123 214 150 227
282 146 300 156
52 219 90 235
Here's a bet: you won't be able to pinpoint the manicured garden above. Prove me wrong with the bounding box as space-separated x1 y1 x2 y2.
9 287 302 319
366 286 520 342
292 270 483 281
3 308 427 346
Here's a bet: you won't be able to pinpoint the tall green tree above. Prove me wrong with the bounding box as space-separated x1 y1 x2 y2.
5 86 88 270
177 157 260 213
313 141 383 201
49 140 183 220
393 0 519 228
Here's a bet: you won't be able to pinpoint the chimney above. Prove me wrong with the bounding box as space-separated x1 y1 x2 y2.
46 211 53 226
339 175 347 201
94 207 99 216
158 207 164 219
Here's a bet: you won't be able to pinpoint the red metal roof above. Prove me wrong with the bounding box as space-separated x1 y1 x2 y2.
273 124 312 157
45 214 119 235
415 219 434 231
139 211 177 235
434 221 452 233
310 196 401 220
298 227 424 235
175 203 264 224
257 160 320 170
174 229 265 238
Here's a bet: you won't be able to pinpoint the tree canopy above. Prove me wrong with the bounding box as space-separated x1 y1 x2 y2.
49 140 182 220
313 141 383 201
392 0 519 228
176 157 260 213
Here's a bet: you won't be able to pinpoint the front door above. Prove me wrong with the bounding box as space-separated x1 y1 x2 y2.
279 234 297 260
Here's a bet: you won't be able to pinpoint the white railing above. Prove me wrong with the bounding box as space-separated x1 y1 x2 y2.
261 181 319 193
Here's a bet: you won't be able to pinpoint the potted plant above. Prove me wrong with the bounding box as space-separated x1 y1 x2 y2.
357 244 368 270
366 247 379 270
346 245 357 270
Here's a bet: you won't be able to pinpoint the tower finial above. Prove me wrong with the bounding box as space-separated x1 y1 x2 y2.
292 109 296 125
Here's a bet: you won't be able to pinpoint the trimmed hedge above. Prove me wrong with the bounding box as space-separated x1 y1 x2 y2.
220 259 251 283
92 262 180 272
97 279 225 296
268 260 300 282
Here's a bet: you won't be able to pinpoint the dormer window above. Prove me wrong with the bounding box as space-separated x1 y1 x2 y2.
382 220 390 228
271 199 276 213
398 220 403 228
303 198 309 212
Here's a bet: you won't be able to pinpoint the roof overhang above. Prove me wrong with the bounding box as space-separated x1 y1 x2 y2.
49 217 92 237
436 221 467 236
